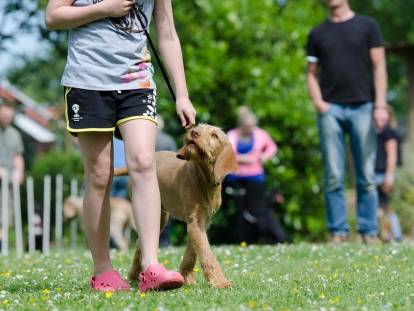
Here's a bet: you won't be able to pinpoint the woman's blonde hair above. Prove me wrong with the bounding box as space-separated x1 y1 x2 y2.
237 106 257 127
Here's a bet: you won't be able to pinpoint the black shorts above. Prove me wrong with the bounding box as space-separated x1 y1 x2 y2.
64 87 157 139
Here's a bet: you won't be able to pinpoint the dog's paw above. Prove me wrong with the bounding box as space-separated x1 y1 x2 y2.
183 272 196 285
210 278 232 288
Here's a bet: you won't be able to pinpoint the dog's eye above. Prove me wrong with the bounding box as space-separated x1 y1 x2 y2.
211 133 218 139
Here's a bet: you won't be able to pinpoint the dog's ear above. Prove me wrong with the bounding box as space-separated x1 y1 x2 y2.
214 143 238 184
177 145 188 160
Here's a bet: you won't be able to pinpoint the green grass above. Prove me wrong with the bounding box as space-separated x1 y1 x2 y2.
0 243 414 310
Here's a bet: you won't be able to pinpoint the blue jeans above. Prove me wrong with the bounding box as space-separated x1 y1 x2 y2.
318 102 378 236
111 176 129 199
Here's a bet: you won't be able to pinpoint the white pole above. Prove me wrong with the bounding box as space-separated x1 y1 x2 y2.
70 178 78 250
42 175 51 255
55 174 63 249
12 179 23 257
26 177 35 254
1 172 9 256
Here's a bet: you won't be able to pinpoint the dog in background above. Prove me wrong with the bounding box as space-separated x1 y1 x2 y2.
115 124 238 288
63 196 135 251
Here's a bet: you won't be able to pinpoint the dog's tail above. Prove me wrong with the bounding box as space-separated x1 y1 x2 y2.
114 167 128 176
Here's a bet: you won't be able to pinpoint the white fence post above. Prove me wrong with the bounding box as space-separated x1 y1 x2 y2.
26 177 35 254
12 179 23 257
42 175 51 255
70 178 78 250
1 173 9 256
55 174 63 249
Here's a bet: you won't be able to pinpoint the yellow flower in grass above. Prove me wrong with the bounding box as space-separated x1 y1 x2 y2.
319 293 326 299
2 271 11 277
42 289 50 295
193 268 199 273
140 293 146 299
56 288 62 293
2 299 9 305
240 241 247 248
329 297 340 304
105 291 113 299
248 300 257 309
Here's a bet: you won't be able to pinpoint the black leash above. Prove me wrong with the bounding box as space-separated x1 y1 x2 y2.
134 7 177 102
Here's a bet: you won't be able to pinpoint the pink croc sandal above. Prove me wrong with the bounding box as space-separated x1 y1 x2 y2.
90 270 131 292
138 264 184 293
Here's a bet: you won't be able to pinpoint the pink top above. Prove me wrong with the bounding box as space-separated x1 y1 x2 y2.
227 127 277 177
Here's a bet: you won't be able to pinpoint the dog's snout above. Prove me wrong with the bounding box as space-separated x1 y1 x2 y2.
191 129 200 139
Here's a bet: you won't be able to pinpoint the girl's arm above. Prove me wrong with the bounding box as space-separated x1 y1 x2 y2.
382 138 398 192
154 0 196 129
260 131 277 163
45 0 134 30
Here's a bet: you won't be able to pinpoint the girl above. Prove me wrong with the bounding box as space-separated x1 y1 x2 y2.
45 0 196 292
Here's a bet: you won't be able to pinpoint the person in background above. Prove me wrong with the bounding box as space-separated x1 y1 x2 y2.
306 0 389 244
227 106 278 243
155 115 177 247
0 99 25 243
375 106 402 242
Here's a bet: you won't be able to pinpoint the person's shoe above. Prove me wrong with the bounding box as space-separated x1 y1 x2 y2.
90 270 131 292
361 234 381 246
329 234 347 245
138 264 184 293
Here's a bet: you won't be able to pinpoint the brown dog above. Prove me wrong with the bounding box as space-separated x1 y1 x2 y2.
63 196 136 251
114 124 238 288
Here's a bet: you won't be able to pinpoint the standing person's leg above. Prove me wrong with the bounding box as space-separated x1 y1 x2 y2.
78 132 113 276
230 179 249 243
118 120 161 270
317 105 348 238
348 103 378 238
245 180 266 243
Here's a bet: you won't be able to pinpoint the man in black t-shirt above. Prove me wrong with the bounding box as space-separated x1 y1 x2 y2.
306 0 389 244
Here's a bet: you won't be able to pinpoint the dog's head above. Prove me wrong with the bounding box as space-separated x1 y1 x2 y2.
177 124 238 185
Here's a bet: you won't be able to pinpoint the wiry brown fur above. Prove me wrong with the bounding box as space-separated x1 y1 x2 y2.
115 124 238 288
63 196 135 251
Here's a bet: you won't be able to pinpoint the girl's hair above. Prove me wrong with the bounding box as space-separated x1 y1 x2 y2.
385 105 397 128
237 106 257 127
111 3 147 33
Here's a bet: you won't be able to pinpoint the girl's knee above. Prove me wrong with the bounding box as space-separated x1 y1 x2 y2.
128 152 156 175
85 159 112 190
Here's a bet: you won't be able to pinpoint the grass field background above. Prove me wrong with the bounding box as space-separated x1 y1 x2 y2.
0 243 413 310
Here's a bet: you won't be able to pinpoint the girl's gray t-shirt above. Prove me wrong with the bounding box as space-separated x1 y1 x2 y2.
61 0 156 91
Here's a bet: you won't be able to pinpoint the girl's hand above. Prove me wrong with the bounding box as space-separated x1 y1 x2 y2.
100 0 134 18
176 97 196 129
237 154 253 165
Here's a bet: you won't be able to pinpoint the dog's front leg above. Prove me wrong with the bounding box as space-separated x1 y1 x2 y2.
187 222 231 288
180 239 197 285
128 239 142 281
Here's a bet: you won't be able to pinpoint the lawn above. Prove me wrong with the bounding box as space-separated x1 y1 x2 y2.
0 243 413 310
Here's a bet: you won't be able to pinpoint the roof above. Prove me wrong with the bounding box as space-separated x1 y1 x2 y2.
0 80 56 144
13 113 56 144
